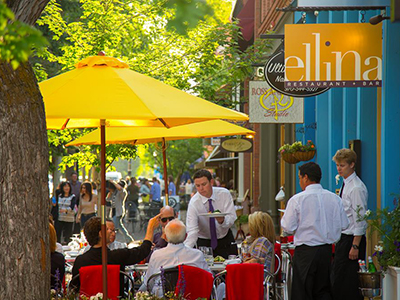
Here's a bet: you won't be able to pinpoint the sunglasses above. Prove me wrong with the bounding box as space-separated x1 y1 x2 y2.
160 216 175 223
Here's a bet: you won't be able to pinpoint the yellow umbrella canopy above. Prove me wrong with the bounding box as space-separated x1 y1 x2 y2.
66 120 254 146
41 55 248 297
41 55 248 129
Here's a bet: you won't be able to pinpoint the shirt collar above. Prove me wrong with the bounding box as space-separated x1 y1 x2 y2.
166 243 185 249
199 189 215 204
305 183 323 191
343 172 356 184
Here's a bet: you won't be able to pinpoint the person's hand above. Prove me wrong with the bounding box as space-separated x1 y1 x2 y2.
215 216 224 224
349 247 359 260
244 258 258 264
144 213 161 242
148 214 161 231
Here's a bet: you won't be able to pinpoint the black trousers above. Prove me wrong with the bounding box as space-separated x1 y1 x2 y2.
331 234 366 300
292 244 333 300
197 229 238 259
56 221 73 244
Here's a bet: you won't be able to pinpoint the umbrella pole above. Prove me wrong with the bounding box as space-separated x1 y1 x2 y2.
162 138 168 206
100 121 108 298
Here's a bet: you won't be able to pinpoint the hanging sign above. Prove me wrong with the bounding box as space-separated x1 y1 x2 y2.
264 50 329 97
285 23 382 88
249 81 304 124
220 138 253 153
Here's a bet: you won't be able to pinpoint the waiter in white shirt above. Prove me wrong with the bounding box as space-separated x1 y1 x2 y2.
331 148 368 300
281 162 349 300
184 169 238 258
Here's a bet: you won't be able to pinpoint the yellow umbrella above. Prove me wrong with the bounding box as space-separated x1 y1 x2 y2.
40 54 248 297
66 120 255 146
66 119 255 198
42 55 248 129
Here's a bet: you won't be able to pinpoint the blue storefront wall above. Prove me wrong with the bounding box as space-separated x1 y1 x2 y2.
381 10 400 210
293 9 385 211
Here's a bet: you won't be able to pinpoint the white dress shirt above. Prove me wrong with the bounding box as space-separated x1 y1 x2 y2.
184 187 237 248
341 172 368 236
281 184 349 247
142 243 211 293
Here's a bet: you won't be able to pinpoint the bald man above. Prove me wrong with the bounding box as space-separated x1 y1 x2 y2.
141 219 210 295
146 206 177 262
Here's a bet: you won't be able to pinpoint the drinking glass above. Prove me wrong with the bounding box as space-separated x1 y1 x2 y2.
240 242 251 261
199 246 214 266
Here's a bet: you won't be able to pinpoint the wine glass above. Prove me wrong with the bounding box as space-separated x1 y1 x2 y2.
199 246 214 266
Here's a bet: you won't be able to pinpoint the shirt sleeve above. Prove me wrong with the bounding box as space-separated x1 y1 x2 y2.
69 195 76 211
219 190 237 229
251 238 274 271
114 240 152 265
281 197 298 234
184 201 199 248
338 197 350 231
350 186 368 235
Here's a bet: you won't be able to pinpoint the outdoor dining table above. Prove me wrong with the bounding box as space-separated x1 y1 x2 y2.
127 262 226 273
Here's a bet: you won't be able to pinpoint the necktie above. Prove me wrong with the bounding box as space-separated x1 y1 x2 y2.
208 199 218 249
339 181 345 198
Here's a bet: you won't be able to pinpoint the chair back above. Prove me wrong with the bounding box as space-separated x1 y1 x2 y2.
175 265 214 300
147 266 180 296
225 263 264 300
79 265 120 300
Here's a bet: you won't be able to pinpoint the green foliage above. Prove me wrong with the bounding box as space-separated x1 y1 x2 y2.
278 140 316 154
358 196 400 270
163 0 214 35
0 1 47 68
141 139 204 182
235 214 248 225
36 0 271 175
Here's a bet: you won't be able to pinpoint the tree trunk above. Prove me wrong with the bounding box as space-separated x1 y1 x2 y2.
1 1 50 298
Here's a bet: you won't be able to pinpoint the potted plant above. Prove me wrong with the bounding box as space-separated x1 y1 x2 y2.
292 140 316 161
358 195 400 299
278 140 316 164
235 214 249 240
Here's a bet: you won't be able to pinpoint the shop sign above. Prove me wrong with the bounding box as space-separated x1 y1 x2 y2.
211 138 221 146
298 0 389 6
220 138 253 153
249 81 304 124
285 23 382 88
264 50 329 97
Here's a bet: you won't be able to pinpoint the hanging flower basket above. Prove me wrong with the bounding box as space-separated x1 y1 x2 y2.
281 152 301 164
293 150 316 162
279 140 316 164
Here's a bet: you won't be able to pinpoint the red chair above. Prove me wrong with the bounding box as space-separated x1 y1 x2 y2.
216 263 265 300
175 265 214 300
69 265 134 300
79 265 120 300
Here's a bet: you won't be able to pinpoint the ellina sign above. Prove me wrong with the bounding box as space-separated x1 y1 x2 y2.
284 23 382 88
264 50 329 97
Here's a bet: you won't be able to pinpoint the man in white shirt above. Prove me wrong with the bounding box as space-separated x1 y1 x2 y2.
331 148 368 300
281 162 349 300
141 219 211 294
184 169 238 258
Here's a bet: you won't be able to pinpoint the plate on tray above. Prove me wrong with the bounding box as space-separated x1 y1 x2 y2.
199 212 228 218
